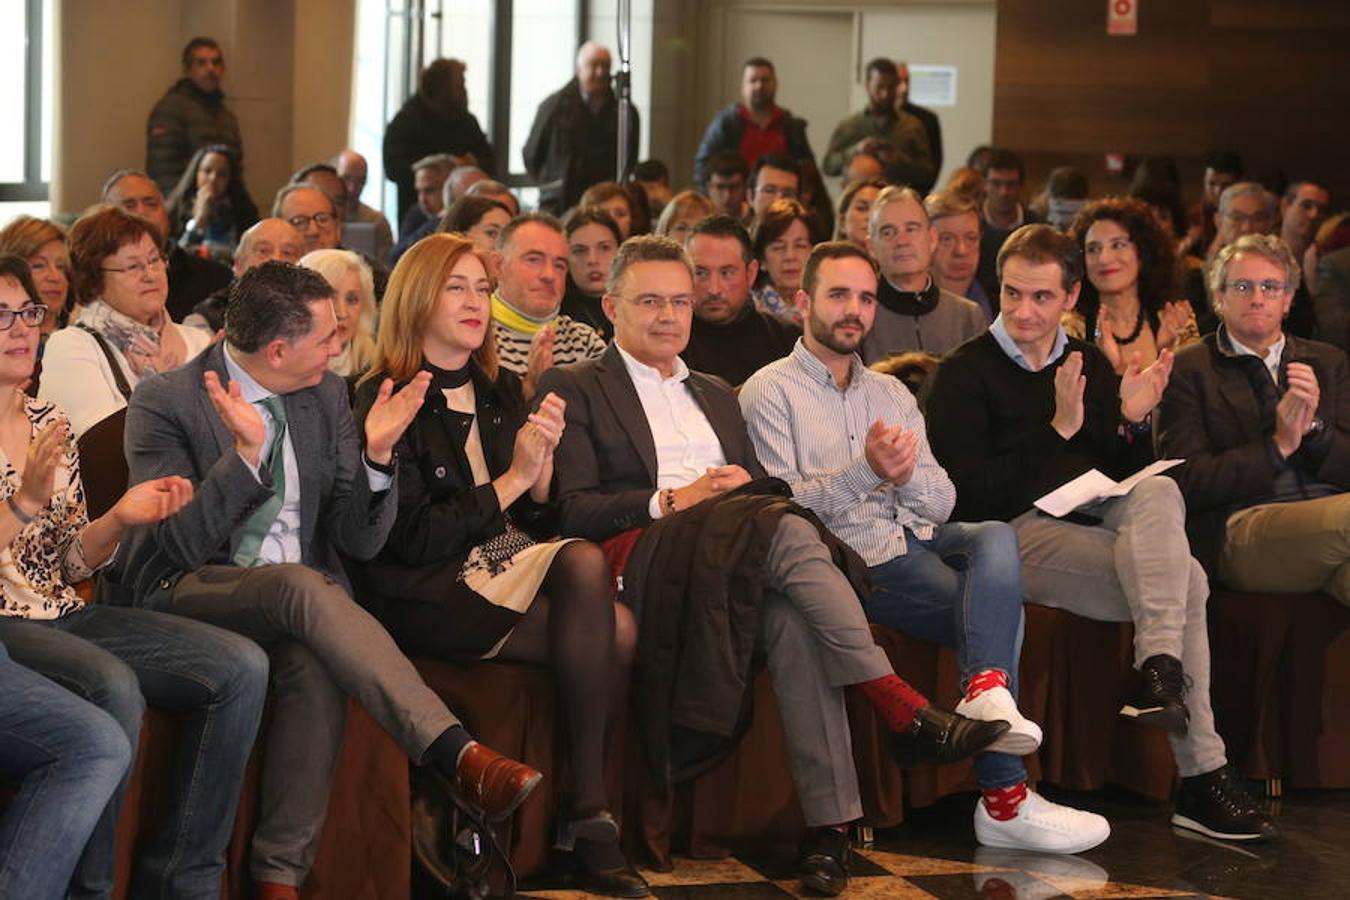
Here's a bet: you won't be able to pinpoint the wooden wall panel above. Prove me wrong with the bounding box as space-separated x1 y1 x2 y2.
992 0 1350 206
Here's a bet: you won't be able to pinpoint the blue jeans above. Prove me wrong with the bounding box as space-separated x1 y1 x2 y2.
0 642 130 900
866 521 1027 789
0 606 268 900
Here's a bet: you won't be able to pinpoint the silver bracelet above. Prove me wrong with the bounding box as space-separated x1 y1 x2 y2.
6 495 34 525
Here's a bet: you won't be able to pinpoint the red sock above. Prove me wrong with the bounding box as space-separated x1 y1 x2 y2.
858 674 929 732
982 782 1028 821
965 669 1009 702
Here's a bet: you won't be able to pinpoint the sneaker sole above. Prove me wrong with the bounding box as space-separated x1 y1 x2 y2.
976 826 1110 855
1119 704 1189 735
1170 812 1271 843
984 730 1042 757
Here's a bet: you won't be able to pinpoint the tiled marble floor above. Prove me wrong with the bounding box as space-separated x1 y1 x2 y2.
509 786 1349 899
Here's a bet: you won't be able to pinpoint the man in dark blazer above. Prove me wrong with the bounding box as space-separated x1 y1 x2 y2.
538 236 1006 898
112 262 540 899
1158 234 1349 603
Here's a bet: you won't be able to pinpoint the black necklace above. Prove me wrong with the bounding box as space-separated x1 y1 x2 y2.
1110 305 1146 346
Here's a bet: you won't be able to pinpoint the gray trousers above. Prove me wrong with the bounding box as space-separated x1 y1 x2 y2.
761 515 894 827
1011 475 1226 777
169 563 460 886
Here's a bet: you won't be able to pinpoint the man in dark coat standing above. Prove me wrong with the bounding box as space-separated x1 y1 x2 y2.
523 42 640 215
146 37 244 195
383 58 496 224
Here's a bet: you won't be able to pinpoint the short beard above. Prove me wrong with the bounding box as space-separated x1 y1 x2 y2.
808 309 864 356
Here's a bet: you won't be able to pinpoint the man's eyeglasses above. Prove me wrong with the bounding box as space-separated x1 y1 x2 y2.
627 295 693 312
288 212 336 230
756 185 798 200
1223 279 1287 298
101 255 166 278
0 305 48 331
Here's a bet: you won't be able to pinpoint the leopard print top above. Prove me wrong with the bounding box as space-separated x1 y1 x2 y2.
0 398 95 620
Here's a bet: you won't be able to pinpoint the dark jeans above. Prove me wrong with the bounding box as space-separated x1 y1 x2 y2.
866 520 1027 788
0 606 268 900
0 642 130 900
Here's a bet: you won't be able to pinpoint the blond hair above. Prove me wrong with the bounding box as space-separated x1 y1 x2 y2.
298 248 378 375
365 233 498 385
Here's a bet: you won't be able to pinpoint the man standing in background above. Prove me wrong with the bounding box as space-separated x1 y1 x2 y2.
147 37 245 195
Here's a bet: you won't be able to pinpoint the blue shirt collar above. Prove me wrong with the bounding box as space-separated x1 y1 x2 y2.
222 344 275 404
989 313 1068 372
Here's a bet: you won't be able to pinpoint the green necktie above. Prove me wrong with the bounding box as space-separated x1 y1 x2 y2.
232 395 288 567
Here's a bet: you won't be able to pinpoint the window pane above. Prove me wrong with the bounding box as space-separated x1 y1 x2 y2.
0 0 27 183
509 0 578 176
40 0 53 183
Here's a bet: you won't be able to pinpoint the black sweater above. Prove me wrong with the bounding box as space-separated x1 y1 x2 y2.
683 304 799 387
925 332 1153 522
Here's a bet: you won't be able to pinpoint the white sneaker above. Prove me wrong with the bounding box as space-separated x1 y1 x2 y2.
974 791 1111 854
955 686 1043 756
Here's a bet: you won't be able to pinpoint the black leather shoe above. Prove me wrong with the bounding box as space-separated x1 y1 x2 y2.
891 704 1010 767
1121 653 1190 734
570 833 651 898
797 826 850 896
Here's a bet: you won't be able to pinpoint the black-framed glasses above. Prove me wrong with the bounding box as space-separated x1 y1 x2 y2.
0 305 48 330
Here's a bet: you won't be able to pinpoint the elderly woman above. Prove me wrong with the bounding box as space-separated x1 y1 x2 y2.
1068 196 1198 373
354 234 644 898
751 198 814 325
654 190 715 245
0 216 70 337
834 177 886 247
0 254 267 899
299 248 378 378
165 144 259 261
561 206 622 341
38 207 211 437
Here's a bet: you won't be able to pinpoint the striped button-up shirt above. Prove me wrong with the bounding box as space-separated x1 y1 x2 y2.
739 340 956 566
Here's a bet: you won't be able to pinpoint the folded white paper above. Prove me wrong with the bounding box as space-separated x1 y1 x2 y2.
1033 459 1184 518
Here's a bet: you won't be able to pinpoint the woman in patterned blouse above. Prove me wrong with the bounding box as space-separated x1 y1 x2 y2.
0 256 268 898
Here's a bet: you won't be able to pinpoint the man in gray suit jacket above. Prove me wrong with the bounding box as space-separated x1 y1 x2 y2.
538 236 1007 898
112 262 542 898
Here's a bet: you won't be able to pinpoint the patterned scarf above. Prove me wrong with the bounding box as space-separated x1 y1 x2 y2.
74 300 168 377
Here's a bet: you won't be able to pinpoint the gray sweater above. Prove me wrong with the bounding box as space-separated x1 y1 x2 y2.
861 281 987 363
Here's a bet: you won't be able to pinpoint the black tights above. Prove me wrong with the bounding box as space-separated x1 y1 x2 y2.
497 540 635 813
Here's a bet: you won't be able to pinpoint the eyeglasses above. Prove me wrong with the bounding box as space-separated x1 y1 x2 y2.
1224 211 1272 227
287 212 336 230
756 184 798 200
626 295 693 312
101 254 166 278
1223 279 1288 298
0 305 48 330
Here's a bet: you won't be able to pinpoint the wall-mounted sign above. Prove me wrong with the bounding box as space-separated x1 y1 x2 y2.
1108 0 1138 36
909 65 957 107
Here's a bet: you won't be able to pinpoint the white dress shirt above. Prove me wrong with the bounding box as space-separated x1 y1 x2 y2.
223 346 391 565
614 344 727 518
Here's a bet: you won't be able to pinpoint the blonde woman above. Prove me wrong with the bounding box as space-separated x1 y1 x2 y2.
299 248 377 377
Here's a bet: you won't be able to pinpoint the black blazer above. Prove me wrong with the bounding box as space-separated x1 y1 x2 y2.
351 362 556 617
537 343 767 542
1156 331 1350 571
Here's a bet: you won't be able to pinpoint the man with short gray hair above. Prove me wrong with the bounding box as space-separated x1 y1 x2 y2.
540 234 1008 897
1158 233 1349 604
273 182 342 254
524 42 640 213
862 185 986 362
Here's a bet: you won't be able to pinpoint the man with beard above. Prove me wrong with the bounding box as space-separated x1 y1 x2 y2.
694 58 814 189
822 58 934 194
683 215 798 386
740 241 1109 854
